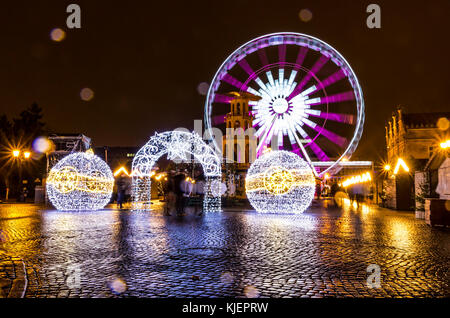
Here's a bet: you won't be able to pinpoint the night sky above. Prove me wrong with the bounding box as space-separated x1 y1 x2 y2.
1 0 449 161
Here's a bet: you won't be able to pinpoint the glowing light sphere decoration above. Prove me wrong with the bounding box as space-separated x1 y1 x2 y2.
205 32 365 177
46 152 114 211
245 150 315 214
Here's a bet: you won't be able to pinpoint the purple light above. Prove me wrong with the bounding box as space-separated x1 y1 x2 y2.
214 94 233 104
309 91 355 106
258 49 269 66
308 142 330 161
212 114 226 125
278 44 286 63
306 124 347 147
320 69 346 89
294 46 308 70
222 73 247 91
308 111 355 124
291 144 302 157
287 55 329 101
238 59 254 76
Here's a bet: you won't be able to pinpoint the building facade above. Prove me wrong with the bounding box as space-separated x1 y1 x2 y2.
386 109 450 164
384 108 450 210
222 92 260 198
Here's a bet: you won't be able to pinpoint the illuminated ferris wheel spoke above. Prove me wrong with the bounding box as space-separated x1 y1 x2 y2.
287 69 298 86
294 46 308 70
247 87 261 97
317 68 347 91
287 55 329 102
305 122 348 147
213 93 233 104
308 91 355 106
238 59 254 76
304 97 321 105
255 77 269 93
278 44 286 63
256 116 277 154
300 85 317 97
222 73 247 91
279 69 285 85
258 48 269 66
266 71 275 86
309 140 330 161
306 111 355 124
288 124 318 177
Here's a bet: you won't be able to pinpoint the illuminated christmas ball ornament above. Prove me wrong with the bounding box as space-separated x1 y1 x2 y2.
46 152 114 211
245 150 315 214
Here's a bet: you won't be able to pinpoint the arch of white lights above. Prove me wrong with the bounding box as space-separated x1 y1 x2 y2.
131 130 222 211
245 150 315 214
46 152 114 211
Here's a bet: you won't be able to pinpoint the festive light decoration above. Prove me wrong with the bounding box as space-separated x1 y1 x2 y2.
46 152 114 211
205 32 365 177
393 158 409 174
113 166 154 178
384 164 391 171
341 171 372 188
132 131 222 212
245 150 315 214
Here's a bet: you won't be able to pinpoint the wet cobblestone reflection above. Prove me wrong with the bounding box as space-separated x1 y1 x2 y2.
0 201 449 298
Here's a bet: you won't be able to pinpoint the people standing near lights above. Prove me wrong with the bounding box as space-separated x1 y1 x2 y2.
164 171 176 216
116 175 126 209
173 172 186 216
193 169 206 216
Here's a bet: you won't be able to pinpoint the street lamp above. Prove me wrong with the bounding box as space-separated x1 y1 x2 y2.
12 150 20 158
440 139 450 149
23 151 31 159
384 164 391 171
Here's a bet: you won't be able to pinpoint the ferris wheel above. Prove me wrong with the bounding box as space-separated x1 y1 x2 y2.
204 32 364 177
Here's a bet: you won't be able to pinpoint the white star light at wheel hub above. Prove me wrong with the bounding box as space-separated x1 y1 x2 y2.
247 69 321 155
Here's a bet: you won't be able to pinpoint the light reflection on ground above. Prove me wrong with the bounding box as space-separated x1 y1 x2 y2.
0 200 449 298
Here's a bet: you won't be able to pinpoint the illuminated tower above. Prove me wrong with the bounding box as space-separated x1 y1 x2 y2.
222 92 260 198
222 91 260 164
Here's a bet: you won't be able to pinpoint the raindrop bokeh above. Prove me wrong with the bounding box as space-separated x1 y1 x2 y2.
80 87 95 101
244 285 260 298
299 9 313 22
437 117 449 131
197 82 209 96
109 277 127 295
50 28 66 42
32 136 53 153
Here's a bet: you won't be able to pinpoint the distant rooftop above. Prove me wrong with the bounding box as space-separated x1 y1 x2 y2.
225 91 261 101
402 112 450 128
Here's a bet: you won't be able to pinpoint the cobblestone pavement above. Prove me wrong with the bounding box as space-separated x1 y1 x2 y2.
0 200 449 298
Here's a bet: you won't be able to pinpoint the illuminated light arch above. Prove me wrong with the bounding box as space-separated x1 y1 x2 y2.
205 32 365 177
245 150 315 214
46 152 114 211
131 131 222 211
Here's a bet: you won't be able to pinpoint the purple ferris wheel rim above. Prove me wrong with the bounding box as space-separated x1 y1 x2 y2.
204 32 365 176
